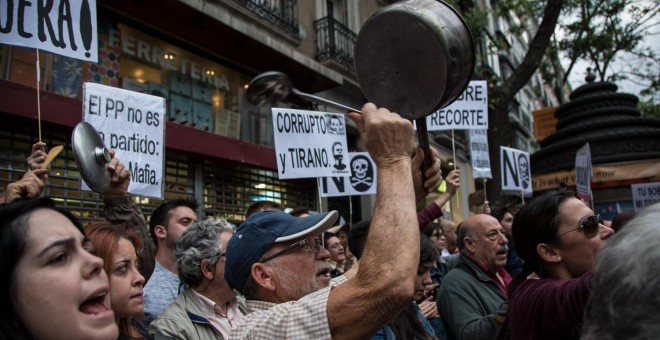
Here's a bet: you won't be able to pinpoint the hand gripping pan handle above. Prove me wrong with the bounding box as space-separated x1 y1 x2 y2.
354 0 476 179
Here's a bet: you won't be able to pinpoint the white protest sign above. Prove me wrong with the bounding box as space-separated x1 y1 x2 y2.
319 152 377 197
272 108 350 179
631 182 660 212
468 129 492 179
83 82 165 198
427 80 488 131
0 0 98 62
500 146 532 196
575 143 592 201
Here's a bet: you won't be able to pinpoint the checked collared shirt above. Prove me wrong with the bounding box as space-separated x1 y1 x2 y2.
229 276 347 339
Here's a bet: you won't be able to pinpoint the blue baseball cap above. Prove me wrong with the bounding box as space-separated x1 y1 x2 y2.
225 210 339 292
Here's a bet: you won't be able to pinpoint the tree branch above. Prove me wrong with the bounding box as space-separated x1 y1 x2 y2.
562 0 608 84
501 0 564 100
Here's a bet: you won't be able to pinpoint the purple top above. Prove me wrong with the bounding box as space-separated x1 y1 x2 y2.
417 202 443 230
503 272 593 340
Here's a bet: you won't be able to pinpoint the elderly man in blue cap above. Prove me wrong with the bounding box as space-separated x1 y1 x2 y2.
225 103 442 339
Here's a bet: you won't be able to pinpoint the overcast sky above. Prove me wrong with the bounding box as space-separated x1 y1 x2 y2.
558 2 659 101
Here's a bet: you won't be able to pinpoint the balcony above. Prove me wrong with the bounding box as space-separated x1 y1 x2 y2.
232 0 299 36
314 16 357 72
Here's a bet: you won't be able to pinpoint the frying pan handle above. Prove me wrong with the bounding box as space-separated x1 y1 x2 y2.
415 117 434 182
291 88 361 114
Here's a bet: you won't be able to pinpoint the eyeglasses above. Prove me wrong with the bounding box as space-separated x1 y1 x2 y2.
556 214 603 239
259 238 322 263
210 252 226 265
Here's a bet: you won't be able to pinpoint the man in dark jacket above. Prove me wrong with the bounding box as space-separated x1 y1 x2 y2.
437 214 510 340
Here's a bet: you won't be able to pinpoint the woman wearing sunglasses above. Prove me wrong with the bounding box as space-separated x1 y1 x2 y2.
498 189 614 340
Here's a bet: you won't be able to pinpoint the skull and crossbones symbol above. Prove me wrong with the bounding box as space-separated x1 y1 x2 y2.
350 157 373 189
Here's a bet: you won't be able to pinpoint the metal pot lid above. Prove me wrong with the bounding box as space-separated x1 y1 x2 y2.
354 0 475 120
71 122 112 193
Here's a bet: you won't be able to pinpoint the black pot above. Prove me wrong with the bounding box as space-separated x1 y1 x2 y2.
354 0 475 120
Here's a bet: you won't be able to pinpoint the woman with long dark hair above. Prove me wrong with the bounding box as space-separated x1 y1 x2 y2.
0 198 118 340
499 189 614 340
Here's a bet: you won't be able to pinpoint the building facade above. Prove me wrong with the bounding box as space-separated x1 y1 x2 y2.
1 0 559 223
474 0 563 154
1 0 377 223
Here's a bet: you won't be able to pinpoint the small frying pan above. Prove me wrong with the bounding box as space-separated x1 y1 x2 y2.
354 0 475 171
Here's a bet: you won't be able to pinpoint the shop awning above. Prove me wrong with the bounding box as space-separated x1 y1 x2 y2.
532 160 660 191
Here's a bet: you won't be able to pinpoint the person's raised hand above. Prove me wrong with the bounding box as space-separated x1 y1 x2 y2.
347 103 413 169
445 169 461 196
104 148 131 198
27 142 49 180
412 146 442 202
2 169 48 203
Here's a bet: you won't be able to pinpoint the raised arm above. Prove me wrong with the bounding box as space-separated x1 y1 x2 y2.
327 103 419 339
417 169 461 229
101 149 155 281
0 169 48 204
1 142 51 204
27 142 49 180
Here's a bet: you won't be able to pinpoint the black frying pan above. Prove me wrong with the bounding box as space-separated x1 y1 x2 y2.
354 0 475 171
246 0 475 174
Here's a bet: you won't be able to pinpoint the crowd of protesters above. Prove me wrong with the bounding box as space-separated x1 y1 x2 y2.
1 102 656 339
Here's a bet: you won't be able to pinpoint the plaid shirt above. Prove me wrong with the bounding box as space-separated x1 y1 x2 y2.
229 276 348 339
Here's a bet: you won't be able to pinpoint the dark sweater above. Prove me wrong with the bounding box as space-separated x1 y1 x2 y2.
503 272 593 340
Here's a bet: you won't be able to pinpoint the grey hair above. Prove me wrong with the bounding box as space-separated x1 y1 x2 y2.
240 250 288 300
582 203 660 340
175 218 236 287
457 220 477 251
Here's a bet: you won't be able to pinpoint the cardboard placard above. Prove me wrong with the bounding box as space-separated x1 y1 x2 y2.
83 82 165 198
1 0 98 62
272 108 351 180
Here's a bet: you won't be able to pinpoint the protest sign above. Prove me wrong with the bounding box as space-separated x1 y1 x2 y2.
468 129 492 179
83 82 165 198
500 146 532 196
575 143 592 201
272 108 350 180
1 0 98 62
319 152 377 197
427 80 488 131
532 107 558 141
631 182 660 212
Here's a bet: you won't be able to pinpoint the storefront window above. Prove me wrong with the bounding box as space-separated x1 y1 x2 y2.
116 24 253 139
0 19 277 146
203 160 316 222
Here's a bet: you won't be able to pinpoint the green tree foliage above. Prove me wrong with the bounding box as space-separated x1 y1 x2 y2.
638 100 660 117
446 0 657 202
